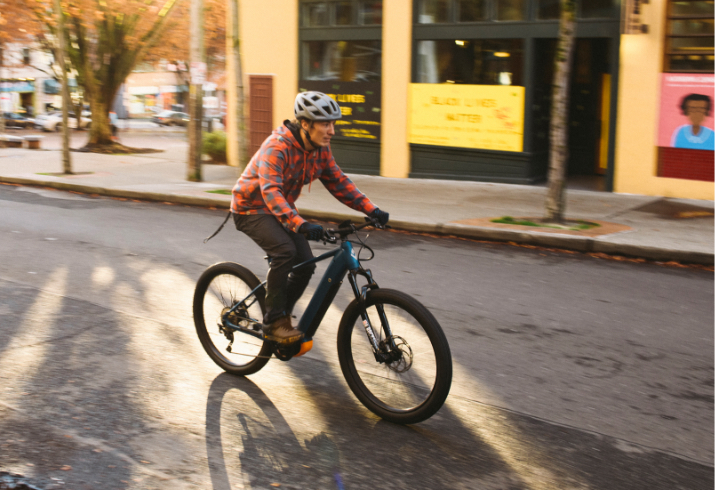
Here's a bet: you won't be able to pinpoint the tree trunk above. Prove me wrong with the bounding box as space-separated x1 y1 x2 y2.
0 45 5 136
187 0 204 181
57 0 184 153
226 0 240 168
230 0 249 169
69 17 117 148
53 0 72 174
86 99 114 146
544 0 576 223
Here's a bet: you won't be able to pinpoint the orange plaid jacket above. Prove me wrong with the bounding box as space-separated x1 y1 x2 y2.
231 121 377 232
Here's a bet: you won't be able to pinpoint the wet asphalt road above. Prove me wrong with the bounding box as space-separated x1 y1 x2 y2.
0 184 712 490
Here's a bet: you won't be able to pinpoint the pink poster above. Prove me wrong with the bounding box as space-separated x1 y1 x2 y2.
657 73 715 151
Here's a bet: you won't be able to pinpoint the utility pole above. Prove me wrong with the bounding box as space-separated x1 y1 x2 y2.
226 0 249 169
53 0 72 174
187 0 205 182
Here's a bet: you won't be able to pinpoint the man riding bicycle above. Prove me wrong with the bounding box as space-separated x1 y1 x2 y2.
231 91 389 344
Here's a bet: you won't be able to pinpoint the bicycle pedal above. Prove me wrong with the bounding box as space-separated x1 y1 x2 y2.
293 339 313 357
272 339 302 361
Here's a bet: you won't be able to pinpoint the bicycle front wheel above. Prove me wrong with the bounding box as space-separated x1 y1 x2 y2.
337 289 452 424
193 262 271 376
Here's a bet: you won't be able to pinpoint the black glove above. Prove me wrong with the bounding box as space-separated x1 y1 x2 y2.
369 208 390 226
299 222 324 241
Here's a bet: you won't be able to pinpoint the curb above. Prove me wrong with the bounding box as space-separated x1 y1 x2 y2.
1 176 712 265
116 127 187 133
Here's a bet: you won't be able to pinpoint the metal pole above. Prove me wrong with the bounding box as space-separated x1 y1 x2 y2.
187 0 205 181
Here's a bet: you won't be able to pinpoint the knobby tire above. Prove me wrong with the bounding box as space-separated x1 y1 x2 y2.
337 289 452 424
193 262 271 376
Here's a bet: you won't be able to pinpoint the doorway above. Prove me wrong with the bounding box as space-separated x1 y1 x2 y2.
533 38 612 191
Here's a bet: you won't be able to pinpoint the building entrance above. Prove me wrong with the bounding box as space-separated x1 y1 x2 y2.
533 38 612 190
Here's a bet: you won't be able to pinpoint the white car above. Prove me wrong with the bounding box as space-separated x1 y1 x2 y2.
35 111 92 132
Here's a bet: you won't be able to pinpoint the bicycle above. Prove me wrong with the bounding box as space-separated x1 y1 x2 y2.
193 217 452 424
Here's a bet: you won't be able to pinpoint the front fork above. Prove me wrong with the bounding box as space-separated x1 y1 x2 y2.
347 269 397 363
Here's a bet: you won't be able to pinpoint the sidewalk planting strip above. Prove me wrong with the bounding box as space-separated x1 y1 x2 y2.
0 175 711 265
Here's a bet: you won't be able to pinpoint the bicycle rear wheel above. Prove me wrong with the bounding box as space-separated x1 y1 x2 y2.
193 262 271 375
337 289 452 424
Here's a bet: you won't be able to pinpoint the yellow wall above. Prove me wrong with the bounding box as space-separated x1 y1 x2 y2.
380 0 412 178
241 1 299 131
234 2 715 200
615 0 714 200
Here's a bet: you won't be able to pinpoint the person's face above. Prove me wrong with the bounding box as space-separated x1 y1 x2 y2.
686 100 708 125
302 120 335 148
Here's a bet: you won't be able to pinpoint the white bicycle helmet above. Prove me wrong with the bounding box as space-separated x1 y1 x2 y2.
294 91 342 121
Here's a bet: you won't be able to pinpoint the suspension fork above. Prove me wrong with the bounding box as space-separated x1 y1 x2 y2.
347 269 396 357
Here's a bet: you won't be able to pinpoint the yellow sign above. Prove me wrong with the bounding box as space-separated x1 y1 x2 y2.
409 84 525 152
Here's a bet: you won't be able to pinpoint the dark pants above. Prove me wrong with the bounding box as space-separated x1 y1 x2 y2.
234 213 316 324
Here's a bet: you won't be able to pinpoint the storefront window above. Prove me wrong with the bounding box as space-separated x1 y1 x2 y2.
539 0 614 19
335 1 354 24
580 0 614 18
672 0 713 14
302 1 382 26
418 0 450 23
416 39 523 85
304 2 329 26
458 0 487 21
496 0 525 20
665 0 714 72
537 0 559 19
359 1 383 24
670 18 714 34
302 40 382 82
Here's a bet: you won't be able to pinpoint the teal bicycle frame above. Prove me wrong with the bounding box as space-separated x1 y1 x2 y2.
223 238 384 349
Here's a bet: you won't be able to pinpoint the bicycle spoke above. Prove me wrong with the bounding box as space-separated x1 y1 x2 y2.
194 263 271 375
338 288 451 424
352 303 438 410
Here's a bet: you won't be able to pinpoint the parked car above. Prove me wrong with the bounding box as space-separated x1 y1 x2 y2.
34 111 91 132
109 112 119 137
1 112 35 129
151 110 190 127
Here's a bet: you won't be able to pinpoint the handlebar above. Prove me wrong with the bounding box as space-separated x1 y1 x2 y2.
322 217 388 244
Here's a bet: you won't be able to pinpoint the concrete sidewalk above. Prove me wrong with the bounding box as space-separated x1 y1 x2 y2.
0 142 713 265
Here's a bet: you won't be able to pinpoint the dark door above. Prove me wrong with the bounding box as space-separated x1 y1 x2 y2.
249 75 274 157
533 38 611 183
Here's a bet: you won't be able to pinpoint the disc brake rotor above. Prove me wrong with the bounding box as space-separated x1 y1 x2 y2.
384 336 413 373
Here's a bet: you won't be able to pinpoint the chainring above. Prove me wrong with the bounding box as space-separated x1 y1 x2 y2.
272 341 301 361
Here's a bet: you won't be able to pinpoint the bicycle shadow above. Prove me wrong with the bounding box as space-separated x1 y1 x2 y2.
205 373 347 490
203 367 535 490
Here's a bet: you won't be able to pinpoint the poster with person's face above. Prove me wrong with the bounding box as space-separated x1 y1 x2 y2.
657 74 715 151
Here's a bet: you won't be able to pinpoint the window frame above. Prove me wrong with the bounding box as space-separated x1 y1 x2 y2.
663 0 714 73
414 0 619 23
300 0 383 27
298 0 384 147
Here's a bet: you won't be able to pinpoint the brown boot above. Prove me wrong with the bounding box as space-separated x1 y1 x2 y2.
262 316 303 344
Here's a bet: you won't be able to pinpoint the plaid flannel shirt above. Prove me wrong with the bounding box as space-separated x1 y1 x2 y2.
231 122 377 232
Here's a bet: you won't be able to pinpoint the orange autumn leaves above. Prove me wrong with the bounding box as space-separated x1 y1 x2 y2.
1 0 226 68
